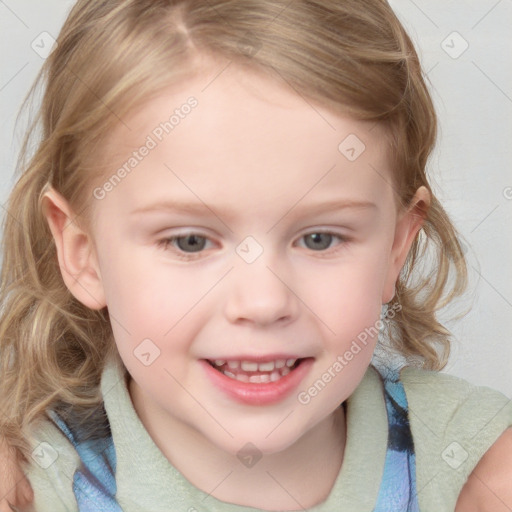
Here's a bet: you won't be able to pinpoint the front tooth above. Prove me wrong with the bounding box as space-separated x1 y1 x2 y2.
275 359 286 368
227 360 240 369
241 360 258 371
258 361 275 372
249 374 263 383
286 358 297 367
235 373 249 382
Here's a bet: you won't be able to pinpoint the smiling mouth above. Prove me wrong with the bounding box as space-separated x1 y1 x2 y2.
206 358 305 383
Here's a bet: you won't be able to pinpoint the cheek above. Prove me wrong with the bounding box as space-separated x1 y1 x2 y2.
302 252 389 335
296 259 387 411
98 247 200 332
98 247 217 373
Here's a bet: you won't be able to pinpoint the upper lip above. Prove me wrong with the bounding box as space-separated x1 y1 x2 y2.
204 355 309 362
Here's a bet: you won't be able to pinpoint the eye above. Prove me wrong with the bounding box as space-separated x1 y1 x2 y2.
157 233 213 259
297 232 346 252
157 230 347 260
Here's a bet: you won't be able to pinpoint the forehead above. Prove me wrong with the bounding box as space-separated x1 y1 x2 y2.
93 57 395 221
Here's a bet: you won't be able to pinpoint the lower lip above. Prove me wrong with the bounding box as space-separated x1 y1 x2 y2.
201 358 314 405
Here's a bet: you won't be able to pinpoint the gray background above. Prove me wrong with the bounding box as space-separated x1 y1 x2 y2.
1 1 511 395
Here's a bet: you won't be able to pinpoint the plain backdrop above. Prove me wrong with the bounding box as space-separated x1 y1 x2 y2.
1 1 511 396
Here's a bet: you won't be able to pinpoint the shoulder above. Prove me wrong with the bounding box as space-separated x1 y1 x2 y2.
399 365 504 401
398 367 512 510
399 367 512 433
456 427 512 511
22 414 80 512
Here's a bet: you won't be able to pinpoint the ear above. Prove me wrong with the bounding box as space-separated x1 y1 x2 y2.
41 186 107 310
382 186 430 304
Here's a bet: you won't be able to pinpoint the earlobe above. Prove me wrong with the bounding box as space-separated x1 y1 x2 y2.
381 186 430 304
41 186 107 310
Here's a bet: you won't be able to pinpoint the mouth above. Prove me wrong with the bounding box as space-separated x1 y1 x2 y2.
202 356 313 405
202 356 314 405
206 357 304 383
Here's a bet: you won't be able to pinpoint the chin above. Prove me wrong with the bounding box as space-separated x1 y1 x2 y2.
209 414 321 458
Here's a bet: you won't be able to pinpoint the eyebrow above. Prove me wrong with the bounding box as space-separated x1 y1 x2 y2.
130 199 378 219
130 199 378 218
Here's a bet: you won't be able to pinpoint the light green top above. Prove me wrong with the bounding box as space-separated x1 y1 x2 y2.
24 357 512 511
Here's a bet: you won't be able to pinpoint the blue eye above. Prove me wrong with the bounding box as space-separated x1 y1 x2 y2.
174 234 207 252
302 232 335 251
157 233 211 258
297 232 346 253
157 230 347 261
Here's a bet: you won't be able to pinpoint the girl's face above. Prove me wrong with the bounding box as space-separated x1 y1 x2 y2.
71 58 425 456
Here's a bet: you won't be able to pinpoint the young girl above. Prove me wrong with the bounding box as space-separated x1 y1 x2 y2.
1 1 511 511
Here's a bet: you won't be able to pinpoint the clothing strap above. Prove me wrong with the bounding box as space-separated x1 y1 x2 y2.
373 365 420 511
49 409 122 512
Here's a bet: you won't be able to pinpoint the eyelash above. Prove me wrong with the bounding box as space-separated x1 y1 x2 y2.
156 230 349 261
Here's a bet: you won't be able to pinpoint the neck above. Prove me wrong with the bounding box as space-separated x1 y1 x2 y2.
130 377 346 510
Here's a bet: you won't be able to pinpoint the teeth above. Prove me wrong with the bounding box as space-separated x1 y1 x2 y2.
249 374 270 383
270 371 281 382
217 359 297 371
213 358 302 383
241 361 258 371
211 357 302 383
257 361 275 372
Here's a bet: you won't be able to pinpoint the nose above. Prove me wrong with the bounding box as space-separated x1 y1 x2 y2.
223 256 299 328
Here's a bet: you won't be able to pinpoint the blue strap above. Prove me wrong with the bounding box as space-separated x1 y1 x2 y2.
373 366 420 511
49 410 123 511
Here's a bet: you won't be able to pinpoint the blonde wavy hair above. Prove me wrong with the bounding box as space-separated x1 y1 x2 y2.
0 0 467 461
